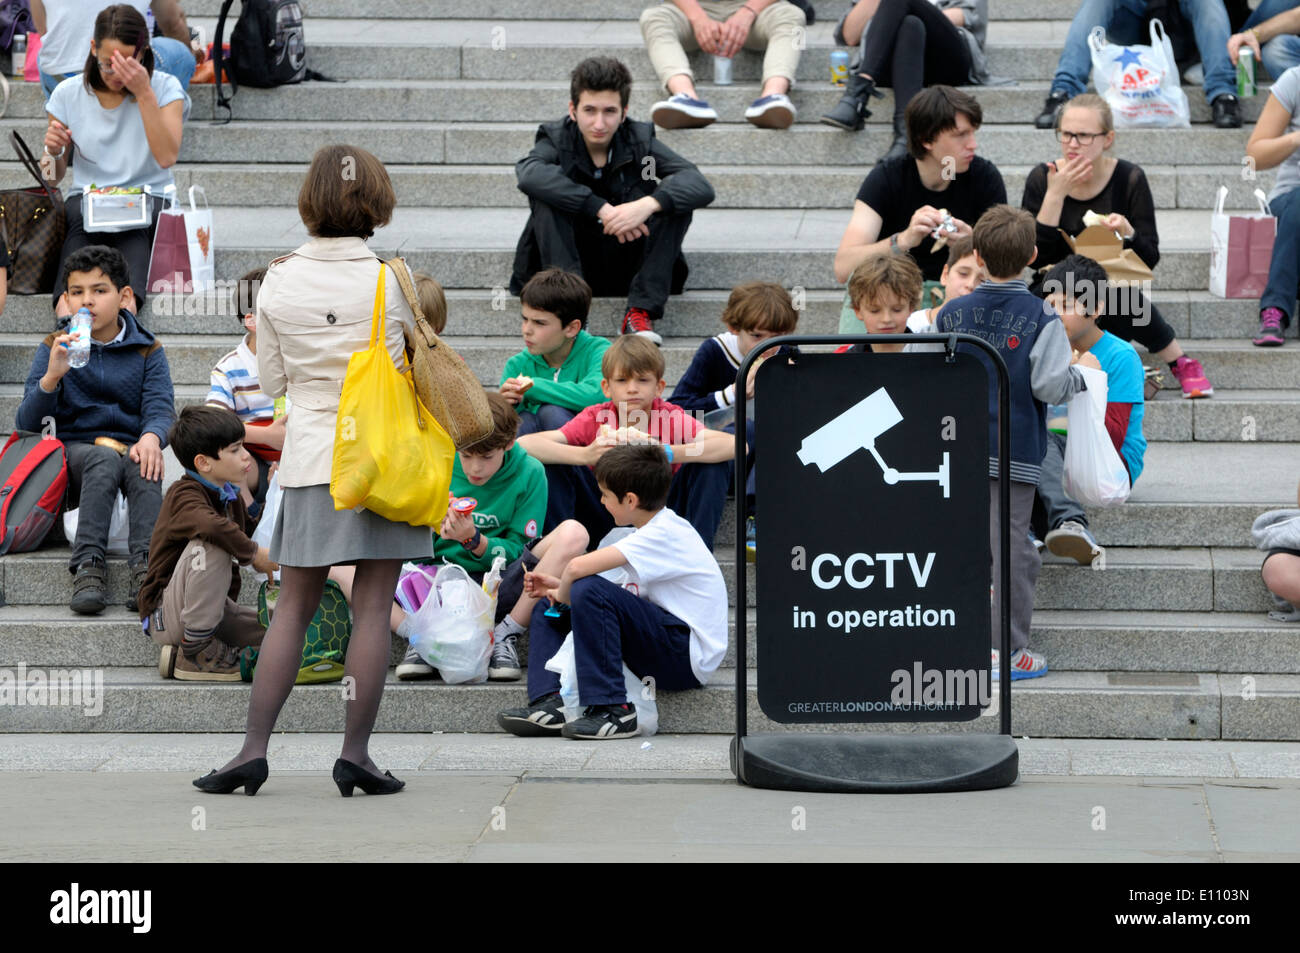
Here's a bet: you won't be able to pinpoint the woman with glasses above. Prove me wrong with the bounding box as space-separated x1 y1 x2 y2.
42 4 189 323
1022 94 1214 399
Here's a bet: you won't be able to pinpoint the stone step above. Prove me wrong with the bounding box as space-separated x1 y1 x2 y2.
1 161 1270 211
1 334 1294 388
8 605 1299 674
0 79 1270 125
0 540 1279 614
4 665 1295 740
2 289 1290 344
0 117 1258 168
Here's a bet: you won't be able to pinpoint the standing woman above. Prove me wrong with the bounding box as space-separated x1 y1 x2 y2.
194 145 431 797
43 4 189 320
1021 94 1215 399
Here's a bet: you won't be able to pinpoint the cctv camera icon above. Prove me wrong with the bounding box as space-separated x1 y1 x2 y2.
797 387 950 497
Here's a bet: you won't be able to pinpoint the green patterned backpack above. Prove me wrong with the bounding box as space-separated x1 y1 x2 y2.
239 580 353 684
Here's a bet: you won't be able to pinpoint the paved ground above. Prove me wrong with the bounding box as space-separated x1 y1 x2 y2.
3 734 1299 862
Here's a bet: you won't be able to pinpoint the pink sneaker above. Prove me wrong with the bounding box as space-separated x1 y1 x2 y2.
1169 355 1213 399
1253 308 1286 347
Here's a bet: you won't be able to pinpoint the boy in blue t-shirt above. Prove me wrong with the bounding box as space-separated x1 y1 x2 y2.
1036 255 1147 566
934 205 1092 680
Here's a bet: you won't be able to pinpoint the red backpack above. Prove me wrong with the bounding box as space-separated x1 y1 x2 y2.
0 431 68 555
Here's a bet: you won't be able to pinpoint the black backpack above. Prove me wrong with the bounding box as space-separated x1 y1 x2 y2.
213 0 332 122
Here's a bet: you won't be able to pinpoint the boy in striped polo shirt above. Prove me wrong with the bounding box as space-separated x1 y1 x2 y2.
206 268 283 506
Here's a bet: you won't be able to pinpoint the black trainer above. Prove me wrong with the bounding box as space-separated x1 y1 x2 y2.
1212 94 1242 128
1034 89 1069 129
561 703 638 740
69 558 108 615
497 692 566 737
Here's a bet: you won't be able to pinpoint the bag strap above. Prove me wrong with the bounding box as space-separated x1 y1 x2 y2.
384 255 440 350
370 263 387 350
10 131 58 200
212 0 239 124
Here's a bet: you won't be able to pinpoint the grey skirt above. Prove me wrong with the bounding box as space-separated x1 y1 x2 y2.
270 484 434 567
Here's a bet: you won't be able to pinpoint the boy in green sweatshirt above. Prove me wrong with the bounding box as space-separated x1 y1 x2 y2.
499 268 610 436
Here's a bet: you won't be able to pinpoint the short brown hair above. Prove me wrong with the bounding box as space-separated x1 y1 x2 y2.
570 56 633 109
722 282 798 335
847 253 924 311
593 444 671 512
298 145 395 240
236 267 266 326
519 268 592 330
461 391 519 455
905 86 983 159
83 5 154 95
945 235 976 266
413 272 447 334
602 334 665 380
972 205 1036 279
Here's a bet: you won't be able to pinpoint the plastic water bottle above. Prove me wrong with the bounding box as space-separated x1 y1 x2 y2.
67 308 92 369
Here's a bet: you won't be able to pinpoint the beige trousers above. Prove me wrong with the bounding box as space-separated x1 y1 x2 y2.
148 539 265 648
639 0 807 92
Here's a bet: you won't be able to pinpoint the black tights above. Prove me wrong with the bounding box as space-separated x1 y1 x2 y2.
857 0 972 120
221 559 403 777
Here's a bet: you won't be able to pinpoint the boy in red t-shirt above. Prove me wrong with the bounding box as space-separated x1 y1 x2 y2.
518 335 734 548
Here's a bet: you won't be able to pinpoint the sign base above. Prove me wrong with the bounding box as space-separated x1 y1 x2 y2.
732 733 1019 793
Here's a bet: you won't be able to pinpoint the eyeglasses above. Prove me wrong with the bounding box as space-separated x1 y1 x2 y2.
1057 130 1102 145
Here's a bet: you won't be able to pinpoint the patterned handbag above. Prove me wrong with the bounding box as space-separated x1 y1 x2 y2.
1 132 66 295
386 256 494 450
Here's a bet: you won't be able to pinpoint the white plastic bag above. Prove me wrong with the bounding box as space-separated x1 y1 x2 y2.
249 472 282 581
63 492 129 555
1062 364 1132 507
406 559 504 684
1089 20 1190 128
544 633 660 737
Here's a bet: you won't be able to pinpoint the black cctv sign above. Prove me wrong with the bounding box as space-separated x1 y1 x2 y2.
755 351 990 723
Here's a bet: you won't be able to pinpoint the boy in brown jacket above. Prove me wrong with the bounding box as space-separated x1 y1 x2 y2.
138 406 279 681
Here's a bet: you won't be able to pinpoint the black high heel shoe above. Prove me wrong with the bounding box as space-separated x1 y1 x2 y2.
333 758 405 797
193 758 268 795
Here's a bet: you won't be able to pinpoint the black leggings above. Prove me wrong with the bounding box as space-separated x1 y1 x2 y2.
856 0 972 118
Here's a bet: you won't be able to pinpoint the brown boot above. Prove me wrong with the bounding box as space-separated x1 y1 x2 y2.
174 636 242 682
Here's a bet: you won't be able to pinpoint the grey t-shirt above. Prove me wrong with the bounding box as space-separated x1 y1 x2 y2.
1269 66 1300 203
46 70 190 196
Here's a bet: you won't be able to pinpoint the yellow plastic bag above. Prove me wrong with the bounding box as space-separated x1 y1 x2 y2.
331 266 455 526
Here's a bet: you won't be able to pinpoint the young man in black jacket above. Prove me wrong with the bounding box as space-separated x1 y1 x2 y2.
509 56 716 346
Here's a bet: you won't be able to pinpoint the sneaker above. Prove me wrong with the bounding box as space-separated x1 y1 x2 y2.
125 561 148 613
488 632 521 681
159 644 178 679
1253 308 1286 347
69 558 108 615
745 93 796 129
396 643 436 681
650 92 717 129
1169 355 1213 398
621 307 661 345
1044 520 1103 566
1029 530 1045 554
745 516 756 563
174 636 242 682
497 692 567 736
1034 89 1069 129
1009 648 1049 681
561 702 638 739
1212 93 1242 129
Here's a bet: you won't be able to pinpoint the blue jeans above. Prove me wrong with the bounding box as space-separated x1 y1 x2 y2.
516 403 576 437
1052 0 1235 103
1262 186 1300 325
40 36 195 101
1245 0 1300 80
525 576 701 705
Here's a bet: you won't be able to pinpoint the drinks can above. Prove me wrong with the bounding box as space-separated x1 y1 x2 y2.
68 308 92 369
831 50 849 86
713 55 732 86
1238 47 1256 97
11 33 25 79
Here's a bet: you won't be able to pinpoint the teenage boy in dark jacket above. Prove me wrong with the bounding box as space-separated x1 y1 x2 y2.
509 56 716 346
15 245 176 616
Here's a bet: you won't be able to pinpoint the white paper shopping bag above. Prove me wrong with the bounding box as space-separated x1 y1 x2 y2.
1209 186 1276 299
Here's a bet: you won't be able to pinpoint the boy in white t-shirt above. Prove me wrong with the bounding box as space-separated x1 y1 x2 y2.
496 444 727 740
905 235 983 332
